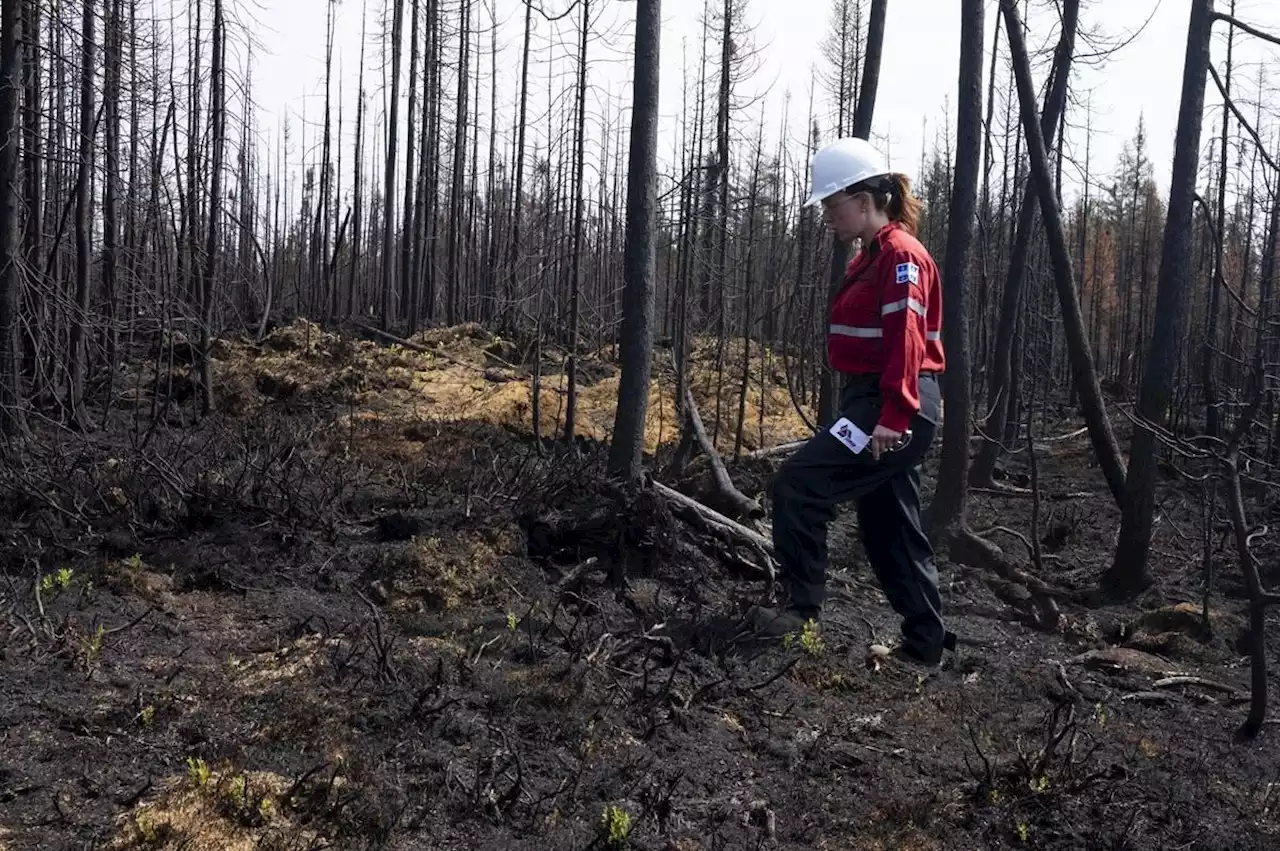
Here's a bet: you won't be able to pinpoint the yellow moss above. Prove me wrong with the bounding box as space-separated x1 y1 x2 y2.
190 320 811 462
370 530 514 610
105 770 321 851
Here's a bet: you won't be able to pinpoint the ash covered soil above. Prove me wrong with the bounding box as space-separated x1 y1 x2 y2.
2 321 1279 850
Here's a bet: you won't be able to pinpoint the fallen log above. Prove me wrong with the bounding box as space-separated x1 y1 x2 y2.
949 528 1064 630
348 320 475 370
349 320 432 352
741 440 808 461
680 381 763 521
651 479 776 582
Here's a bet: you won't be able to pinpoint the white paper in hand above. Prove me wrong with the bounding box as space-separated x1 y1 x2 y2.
828 417 870 455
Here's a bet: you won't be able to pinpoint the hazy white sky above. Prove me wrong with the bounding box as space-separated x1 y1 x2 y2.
238 0 1280 206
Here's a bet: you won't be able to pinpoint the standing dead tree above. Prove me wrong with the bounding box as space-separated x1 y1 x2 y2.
969 0 1078 491
1000 0 1127 508
608 0 662 483
926 0 984 537
0 0 21 435
1106 0 1216 597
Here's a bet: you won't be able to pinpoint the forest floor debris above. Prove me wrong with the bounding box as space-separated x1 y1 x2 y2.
2 320 1278 850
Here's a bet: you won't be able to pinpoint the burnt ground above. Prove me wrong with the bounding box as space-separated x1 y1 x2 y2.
3 326 1280 850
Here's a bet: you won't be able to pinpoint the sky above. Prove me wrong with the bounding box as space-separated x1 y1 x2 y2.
235 0 1280 210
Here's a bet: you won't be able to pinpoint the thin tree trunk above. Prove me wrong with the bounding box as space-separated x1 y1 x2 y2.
971 0 1077 488
347 6 367 318
506 0 533 328
926 0 984 534
445 0 470 324
1001 0 1126 507
0 0 22 434
68 0 96 423
1107 0 1215 597
1203 0 1234 439
607 0 661 481
101 0 122 419
380 0 405 329
399 0 420 328
200 0 226 416
563 0 589 441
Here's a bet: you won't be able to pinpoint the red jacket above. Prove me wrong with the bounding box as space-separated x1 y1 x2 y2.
827 221 945 432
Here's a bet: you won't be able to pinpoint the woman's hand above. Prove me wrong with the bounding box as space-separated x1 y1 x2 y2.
870 425 903 460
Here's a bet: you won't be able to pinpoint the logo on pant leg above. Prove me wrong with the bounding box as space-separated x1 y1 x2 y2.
828 417 870 454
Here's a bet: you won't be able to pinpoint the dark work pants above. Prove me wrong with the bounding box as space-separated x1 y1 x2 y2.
770 373 945 661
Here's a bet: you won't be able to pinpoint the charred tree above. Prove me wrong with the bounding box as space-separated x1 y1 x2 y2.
608 0 662 481
380 0 405 329
1106 0 1216 597
0 0 21 434
1001 0 1126 507
926 0 984 535
971 0 1078 489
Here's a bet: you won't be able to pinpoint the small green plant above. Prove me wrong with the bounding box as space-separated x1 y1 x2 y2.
40 567 75 595
81 624 105 668
138 705 156 728
799 619 824 655
186 756 211 787
507 611 520 632
134 812 159 844
1016 820 1031 841
224 775 247 808
599 804 632 848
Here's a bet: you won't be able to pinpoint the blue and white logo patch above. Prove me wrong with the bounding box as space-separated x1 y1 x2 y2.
895 262 920 285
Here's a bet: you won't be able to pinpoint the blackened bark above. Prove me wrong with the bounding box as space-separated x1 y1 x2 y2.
1001 0 1126 508
926 0 984 533
1107 0 1215 597
971 0 1077 488
607 0 662 481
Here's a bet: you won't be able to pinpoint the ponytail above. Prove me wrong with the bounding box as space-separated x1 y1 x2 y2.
881 173 923 236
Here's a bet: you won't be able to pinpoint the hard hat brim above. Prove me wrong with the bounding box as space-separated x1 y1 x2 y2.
803 188 835 208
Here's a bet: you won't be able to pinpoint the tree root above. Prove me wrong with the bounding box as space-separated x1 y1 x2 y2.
651 479 775 582
947 526 1065 630
677 381 763 522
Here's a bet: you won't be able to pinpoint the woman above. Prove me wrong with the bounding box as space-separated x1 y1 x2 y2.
748 137 950 668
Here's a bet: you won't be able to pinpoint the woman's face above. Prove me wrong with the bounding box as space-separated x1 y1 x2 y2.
821 190 872 243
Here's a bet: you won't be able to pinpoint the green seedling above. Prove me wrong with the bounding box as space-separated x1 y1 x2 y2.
186 756 211 787
600 804 632 848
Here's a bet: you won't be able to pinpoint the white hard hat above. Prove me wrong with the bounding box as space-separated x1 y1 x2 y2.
803 137 892 207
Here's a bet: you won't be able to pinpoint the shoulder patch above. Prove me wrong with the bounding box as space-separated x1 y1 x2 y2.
895 261 920 285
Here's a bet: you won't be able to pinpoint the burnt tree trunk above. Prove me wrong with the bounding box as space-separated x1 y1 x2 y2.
1107 0 1215 597
607 0 661 481
68 0 95 423
0 0 22 434
1001 0 1127 507
971 0 1078 488
926 0 984 534
380 0 405 329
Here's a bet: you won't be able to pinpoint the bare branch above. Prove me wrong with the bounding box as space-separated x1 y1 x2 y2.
1212 12 1280 48
1206 64 1279 174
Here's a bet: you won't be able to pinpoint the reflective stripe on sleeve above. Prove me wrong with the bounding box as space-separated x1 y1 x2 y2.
882 297 927 318
927 330 941 341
